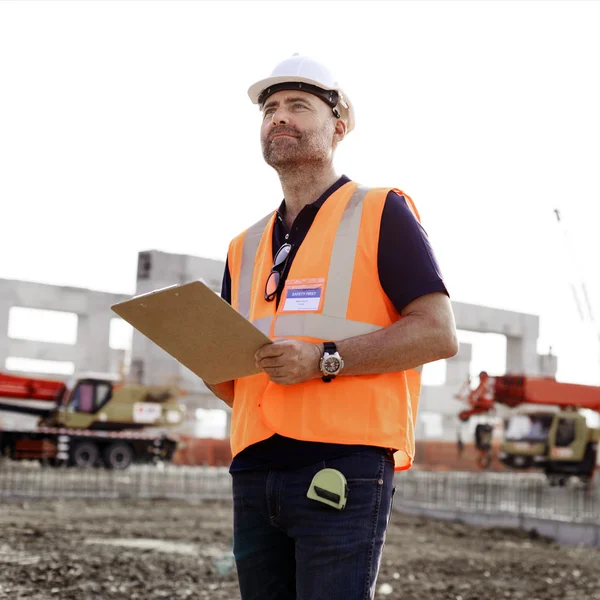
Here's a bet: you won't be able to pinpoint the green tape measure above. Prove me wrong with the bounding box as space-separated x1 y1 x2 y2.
307 468 348 510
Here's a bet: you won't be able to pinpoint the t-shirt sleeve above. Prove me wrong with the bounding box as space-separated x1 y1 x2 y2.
221 257 232 305
378 190 449 313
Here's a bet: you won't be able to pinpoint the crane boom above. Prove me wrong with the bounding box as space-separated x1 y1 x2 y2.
458 373 600 421
0 372 66 402
553 207 600 382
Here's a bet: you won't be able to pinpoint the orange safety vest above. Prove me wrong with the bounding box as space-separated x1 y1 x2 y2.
227 181 422 471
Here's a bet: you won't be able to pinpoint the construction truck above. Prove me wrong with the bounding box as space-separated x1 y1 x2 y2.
457 372 600 485
0 371 186 469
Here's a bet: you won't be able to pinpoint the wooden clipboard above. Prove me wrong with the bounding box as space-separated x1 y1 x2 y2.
111 280 271 384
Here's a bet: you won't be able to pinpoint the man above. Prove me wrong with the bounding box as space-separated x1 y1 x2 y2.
205 55 458 600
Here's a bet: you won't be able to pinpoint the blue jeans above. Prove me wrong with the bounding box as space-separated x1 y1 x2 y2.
231 449 396 600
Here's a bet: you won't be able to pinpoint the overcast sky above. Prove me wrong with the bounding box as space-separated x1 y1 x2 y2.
1 0 599 386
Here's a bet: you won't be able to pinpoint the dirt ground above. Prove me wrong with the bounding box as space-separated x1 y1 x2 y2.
0 499 599 600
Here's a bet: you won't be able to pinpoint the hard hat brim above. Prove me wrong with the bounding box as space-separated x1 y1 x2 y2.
248 75 332 105
248 75 355 133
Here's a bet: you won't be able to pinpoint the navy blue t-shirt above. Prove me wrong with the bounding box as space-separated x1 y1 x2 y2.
221 176 448 472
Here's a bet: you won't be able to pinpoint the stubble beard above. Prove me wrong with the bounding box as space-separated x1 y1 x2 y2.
262 132 332 173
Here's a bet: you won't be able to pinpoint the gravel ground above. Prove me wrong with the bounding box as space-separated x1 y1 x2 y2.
0 499 599 600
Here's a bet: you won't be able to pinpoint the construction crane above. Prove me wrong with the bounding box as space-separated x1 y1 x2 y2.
0 371 186 469
455 209 599 483
457 372 600 486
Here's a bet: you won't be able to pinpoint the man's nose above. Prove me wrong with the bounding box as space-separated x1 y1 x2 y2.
271 107 289 125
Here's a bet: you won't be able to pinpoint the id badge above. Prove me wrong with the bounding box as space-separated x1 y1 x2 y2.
281 278 325 312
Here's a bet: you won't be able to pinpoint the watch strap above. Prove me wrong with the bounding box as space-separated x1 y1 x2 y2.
323 341 337 355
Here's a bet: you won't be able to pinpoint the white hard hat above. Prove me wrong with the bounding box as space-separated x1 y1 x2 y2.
248 54 355 133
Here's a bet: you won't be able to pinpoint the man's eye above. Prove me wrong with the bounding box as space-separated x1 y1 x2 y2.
293 103 306 109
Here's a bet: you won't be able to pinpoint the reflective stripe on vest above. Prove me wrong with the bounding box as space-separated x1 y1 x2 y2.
252 315 273 337
238 212 274 320
273 314 380 339
253 314 422 365
322 185 369 316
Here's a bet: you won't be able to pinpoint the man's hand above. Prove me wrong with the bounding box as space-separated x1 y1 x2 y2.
255 339 322 385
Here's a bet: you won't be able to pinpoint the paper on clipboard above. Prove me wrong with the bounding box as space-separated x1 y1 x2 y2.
111 280 271 384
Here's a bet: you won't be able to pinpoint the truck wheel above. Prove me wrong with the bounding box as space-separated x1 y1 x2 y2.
579 474 592 487
103 442 133 470
477 452 492 470
70 442 100 468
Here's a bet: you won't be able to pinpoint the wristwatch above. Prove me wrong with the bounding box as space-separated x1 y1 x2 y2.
319 342 344 382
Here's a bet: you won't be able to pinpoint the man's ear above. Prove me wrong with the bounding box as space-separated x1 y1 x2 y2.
334 118 347 142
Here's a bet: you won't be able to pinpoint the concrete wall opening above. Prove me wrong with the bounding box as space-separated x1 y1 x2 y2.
457 330 507 379
194 408 227 439
5 357 75 376
8 307 78 345
419 412 444 438
109 318 133 373
109 318 132 351
422 360 447 386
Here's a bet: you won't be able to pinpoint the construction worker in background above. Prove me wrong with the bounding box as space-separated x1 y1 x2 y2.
204 55 458 599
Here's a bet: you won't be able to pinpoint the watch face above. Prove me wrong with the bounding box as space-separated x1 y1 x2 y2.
324 357 341 374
